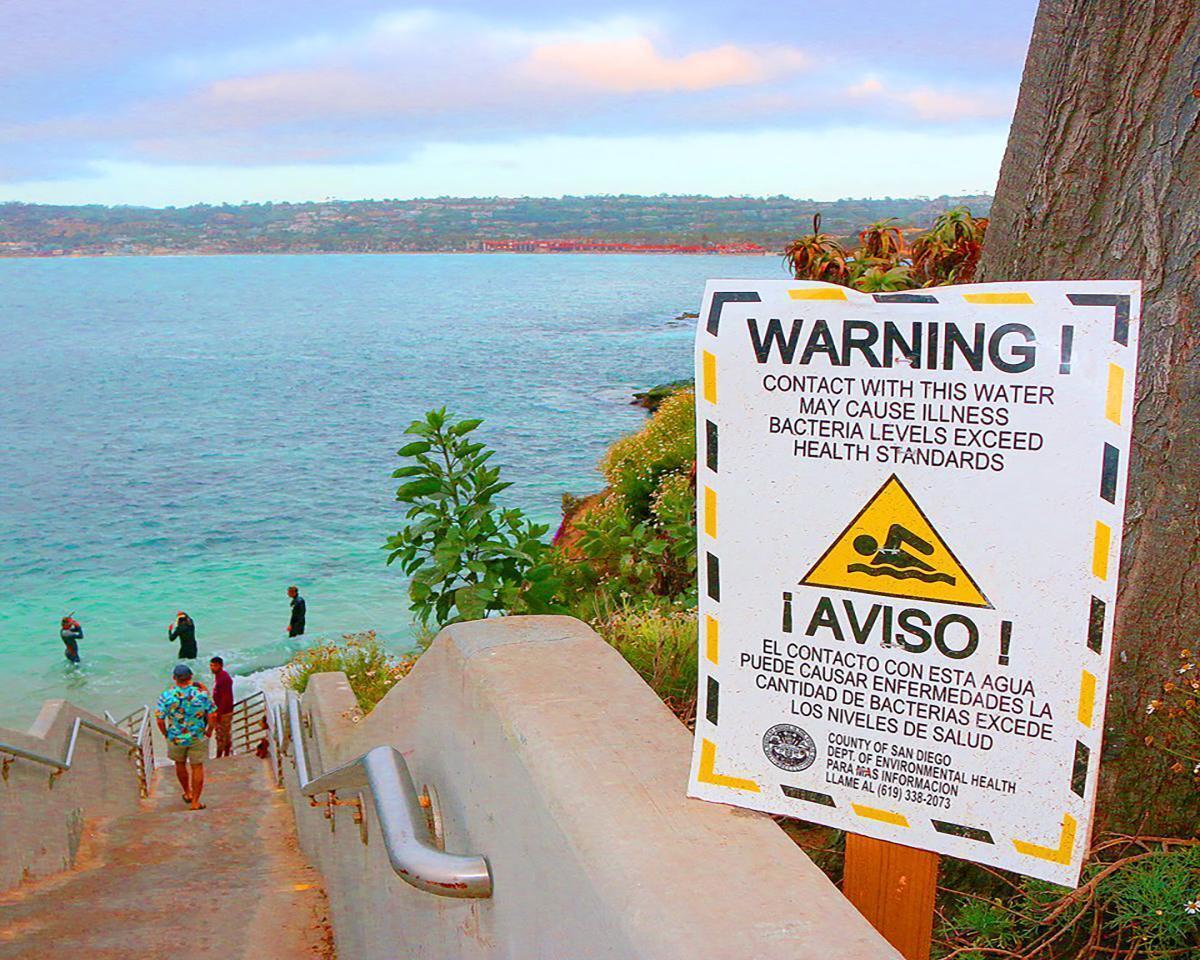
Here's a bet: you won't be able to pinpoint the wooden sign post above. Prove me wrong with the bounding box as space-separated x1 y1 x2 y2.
844 836 939 960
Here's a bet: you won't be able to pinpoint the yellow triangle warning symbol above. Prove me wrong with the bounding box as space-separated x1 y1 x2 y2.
800 475 991 608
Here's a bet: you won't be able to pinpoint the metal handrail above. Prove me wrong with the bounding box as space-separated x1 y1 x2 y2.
0 715 137 774
285 691 492 899
112 706 155 796
264 699 284 783
229 691 269 757
133 706 155 797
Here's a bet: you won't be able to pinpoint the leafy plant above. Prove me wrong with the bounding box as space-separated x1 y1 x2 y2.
782 213 851 285
282 631 415 712
857 217 907 261
383 408 562 626
849 261 917 293
910 207 989 286
554 389 698 612
784 206 988 290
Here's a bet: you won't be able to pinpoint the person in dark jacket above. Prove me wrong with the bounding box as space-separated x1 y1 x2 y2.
169 611 198 659
60 616 83 663
287 586 306 637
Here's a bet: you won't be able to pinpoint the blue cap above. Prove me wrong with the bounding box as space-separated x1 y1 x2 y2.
173 663 193 680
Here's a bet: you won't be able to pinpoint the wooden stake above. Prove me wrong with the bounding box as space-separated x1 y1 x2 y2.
843 833 939 960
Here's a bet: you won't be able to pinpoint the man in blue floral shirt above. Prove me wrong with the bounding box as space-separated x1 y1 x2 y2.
156 663 217 810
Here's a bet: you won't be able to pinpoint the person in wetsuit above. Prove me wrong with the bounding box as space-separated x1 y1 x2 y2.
60 616 83 663
287 586 306 638
169 611 198 659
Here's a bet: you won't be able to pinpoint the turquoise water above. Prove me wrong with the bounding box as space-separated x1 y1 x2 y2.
0 253 783 726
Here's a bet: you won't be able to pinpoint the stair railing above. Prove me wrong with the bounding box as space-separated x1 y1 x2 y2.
284 690 493 899
0 715 138 787
115 705 156 798
228 690 268 756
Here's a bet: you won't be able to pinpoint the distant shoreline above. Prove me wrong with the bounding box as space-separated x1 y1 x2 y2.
0 193 991 261
0 248 779 261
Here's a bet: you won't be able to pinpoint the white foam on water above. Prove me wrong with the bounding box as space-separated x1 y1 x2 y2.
238 664 287 708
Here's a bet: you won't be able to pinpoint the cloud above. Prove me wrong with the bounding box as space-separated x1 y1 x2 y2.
847 75 1015 122
0 4 1029 191
522 36 808 93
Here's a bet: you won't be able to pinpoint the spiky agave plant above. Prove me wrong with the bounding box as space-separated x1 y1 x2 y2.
910 207 989 286
857 217 907 262
850 262 918 293
783 214 850 285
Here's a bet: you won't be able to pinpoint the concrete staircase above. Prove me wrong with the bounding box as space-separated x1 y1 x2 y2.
0 754 334 960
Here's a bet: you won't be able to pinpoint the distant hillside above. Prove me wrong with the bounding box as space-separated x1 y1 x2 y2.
0 194 992 257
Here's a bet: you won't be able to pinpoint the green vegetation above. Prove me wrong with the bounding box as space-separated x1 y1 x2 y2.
282 632 416 712
369 328 1198 958
383 408 561 626
936 842 1200 958
553 391 698 625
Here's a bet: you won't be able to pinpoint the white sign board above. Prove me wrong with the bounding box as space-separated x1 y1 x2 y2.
687 279 1140 886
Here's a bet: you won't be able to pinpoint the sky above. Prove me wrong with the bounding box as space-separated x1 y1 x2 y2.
0 1 1039 206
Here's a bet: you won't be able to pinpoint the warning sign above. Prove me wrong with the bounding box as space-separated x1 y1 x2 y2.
801 474 990 608
687 280 1141 887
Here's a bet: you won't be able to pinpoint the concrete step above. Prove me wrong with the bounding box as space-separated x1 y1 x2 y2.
0 755 334 960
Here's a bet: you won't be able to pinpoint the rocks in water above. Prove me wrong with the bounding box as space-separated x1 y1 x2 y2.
632 379 693 411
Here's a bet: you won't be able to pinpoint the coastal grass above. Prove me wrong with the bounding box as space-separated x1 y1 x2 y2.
282 631 416 712
588 601 698 727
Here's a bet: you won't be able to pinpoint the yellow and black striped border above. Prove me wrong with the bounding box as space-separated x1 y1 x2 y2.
695 284 1135 873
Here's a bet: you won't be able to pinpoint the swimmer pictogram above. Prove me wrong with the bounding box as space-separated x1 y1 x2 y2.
800 474 991 608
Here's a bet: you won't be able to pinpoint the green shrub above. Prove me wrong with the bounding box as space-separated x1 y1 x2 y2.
945 898 1024 951
282 632 416 712
650 470 698 598
601 390 695 519
935 842 1200 959
384 408 562 626
554 391 698 612
1100 846 1200 953
591 603 698 725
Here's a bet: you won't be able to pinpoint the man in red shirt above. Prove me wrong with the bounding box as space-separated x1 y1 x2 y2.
209 656 235 758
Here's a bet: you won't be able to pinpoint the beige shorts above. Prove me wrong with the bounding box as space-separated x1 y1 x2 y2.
168 738 209 764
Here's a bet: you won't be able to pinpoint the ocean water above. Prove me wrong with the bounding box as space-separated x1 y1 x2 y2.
0 253 783 727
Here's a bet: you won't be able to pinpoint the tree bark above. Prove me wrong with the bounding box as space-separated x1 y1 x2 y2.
978 0 1200 835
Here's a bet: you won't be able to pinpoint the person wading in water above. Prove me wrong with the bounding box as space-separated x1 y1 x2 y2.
168 611 198 659
60 615 83 664
286 586 306 638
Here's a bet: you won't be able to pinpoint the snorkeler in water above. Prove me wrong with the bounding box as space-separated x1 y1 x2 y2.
169 611 198 659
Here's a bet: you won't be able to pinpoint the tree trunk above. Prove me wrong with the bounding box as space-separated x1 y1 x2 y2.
978 0 1200 836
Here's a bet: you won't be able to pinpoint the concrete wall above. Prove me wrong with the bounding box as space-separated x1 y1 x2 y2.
0 701 143 891
285 615 899 960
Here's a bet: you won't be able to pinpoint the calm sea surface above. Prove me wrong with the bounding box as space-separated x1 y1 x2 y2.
0 253 783 726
